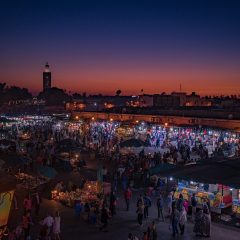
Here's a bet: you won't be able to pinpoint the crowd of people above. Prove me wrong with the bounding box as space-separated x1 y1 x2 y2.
1 117 239 239
125 189 211 239
8 192 61 240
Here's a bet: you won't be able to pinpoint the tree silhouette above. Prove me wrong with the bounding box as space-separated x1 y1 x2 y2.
116 89 122 96
38 87 70 106
0 83 32 105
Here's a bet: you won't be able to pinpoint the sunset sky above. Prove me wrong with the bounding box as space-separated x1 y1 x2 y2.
1 0 240 95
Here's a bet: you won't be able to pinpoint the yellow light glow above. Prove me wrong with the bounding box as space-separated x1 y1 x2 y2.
0 190 14 228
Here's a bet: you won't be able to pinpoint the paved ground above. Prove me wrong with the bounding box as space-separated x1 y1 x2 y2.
5 153 240 240
8 193 240 240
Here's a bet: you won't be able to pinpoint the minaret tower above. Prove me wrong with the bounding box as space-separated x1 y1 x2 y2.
43 62 51 91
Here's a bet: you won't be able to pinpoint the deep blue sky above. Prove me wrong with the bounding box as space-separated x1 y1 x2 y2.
1 0 240 95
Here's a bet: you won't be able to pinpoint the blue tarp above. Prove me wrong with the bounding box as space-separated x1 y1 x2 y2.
37 165 57 179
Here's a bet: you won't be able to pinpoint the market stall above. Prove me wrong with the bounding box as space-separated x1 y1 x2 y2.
56 139 82 171
15 172 49 190
174 181 231 210
116 124 134 138
159 157 240 218
231 188 240 218
51 181 104 208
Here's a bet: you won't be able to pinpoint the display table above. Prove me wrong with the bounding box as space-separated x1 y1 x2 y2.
52 181 101 207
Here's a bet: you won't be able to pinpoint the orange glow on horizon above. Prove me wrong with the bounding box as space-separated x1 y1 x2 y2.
1 63 240 96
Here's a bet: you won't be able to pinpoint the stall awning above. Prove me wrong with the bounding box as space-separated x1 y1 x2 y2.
149 163 176 176
120 138 148 148
159 157 240 189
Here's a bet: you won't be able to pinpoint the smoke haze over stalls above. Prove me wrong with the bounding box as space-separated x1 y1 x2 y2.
1 0 240 95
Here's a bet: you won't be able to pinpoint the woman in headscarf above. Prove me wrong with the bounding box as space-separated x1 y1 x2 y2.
193 209 204 237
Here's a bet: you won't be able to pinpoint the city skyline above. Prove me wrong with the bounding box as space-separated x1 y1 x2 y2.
1 0 240 95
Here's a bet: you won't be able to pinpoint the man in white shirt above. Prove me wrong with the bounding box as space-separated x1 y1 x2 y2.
43 213 54 238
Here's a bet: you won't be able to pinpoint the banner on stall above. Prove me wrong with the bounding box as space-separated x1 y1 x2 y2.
0 190 14 229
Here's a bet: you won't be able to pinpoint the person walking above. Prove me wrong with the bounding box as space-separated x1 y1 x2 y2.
43 213 54 239
178 206 187 235
136 201 144 227
166 192 173 217
150 221 157 240
128 233 139 240
109 191 117 216
142 232 148 240
191 193 197 221
170 204 179 238
74 200 83 219
124 187 132 211
53 211 61 240
143 193 151 219
23 194 32 215
156 195 164 221
193 209 204 237
203 205 211 238
15 224 23 240
99 206 109 232
22 212 33 240
176 194 184 212
33 192 41 217
137 194 143 207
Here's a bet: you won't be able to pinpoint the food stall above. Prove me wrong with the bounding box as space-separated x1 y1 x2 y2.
232 189 240 218
174 181 233 213
15 172 49 190
116 124 134 138
51 181 102 207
